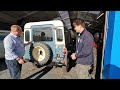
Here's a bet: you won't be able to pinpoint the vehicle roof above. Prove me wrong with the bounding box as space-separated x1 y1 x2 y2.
24 20 64 28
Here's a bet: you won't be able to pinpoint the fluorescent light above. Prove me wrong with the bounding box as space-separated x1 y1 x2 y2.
88 24 91 27
97 13 104 19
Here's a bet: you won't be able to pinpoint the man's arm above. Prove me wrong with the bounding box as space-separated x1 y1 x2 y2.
3 38 19 60
24 41 32 46
75 36 93 58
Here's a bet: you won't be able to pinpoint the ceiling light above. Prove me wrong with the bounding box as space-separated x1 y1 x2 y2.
97 13 104 19
88 24 91 27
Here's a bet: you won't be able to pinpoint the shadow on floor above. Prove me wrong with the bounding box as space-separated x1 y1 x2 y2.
25 66 53 79
0 58 7 72
67 58 76 72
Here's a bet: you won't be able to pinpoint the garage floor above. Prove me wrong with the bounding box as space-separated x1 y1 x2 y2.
0 59 78 79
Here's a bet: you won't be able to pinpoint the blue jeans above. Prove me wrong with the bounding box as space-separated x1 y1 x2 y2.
5 59 22 79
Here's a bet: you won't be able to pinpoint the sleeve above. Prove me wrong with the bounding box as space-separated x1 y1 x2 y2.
24 43 27 47
75 35 93 58
4 38 19 60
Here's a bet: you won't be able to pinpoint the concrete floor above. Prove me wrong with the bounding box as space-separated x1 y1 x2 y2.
0 59 78 79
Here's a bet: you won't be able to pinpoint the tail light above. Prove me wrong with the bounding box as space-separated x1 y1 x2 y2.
63 47 67 54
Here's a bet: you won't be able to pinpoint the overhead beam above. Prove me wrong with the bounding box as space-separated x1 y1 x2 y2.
57 11 72 30
22 11 29 14
84 11 89 18
86 26 103 31
18 11 40 19
56 11 69 29
0 12 17 23
70 16 102 24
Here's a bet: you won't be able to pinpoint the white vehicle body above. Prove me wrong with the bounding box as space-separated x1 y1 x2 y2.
23 20 69 70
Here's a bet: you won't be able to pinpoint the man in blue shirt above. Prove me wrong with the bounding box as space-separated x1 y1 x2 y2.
71 18 94 79
3 25 31 79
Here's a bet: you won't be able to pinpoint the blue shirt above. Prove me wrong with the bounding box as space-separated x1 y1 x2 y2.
3 33 25 60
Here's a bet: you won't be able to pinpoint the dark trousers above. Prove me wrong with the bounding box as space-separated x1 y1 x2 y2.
5 59 22 79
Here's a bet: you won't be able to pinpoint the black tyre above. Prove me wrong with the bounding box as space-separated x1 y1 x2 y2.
30 42 51 66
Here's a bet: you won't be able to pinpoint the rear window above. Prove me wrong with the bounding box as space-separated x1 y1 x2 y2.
25 30 30 41
32 25 53 42
56 29 63 42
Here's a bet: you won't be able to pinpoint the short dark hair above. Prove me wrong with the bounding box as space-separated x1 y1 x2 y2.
41 32 45 36
73 18 85 27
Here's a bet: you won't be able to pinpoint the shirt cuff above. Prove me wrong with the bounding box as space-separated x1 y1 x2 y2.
75 53 78 58
16 57 20 61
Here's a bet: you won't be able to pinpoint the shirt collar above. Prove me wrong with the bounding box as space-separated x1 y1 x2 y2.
78 28 86 36
78 33 80 37
81 28 86 34
10 33 18 38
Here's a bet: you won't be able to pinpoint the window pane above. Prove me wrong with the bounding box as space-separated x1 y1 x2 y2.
56 29 63 41
25 30 30 41
32 25 53 42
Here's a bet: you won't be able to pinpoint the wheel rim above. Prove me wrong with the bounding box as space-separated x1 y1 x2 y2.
32 46 46 62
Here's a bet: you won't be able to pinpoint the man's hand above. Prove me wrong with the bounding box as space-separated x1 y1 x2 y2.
71 53 76 60
27 41 32 45
24 41 32 46
17 58 25 64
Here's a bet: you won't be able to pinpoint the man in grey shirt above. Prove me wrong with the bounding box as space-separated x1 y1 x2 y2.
71 18 94 79
3 25 31 79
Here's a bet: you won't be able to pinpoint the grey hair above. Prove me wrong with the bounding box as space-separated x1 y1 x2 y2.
11 25 22 31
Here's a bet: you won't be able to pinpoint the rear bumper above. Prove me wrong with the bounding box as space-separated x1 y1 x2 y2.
52 58 66 66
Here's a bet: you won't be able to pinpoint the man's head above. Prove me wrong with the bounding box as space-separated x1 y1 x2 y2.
41 32 45 37
73 18 85 33
11 25 22 36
